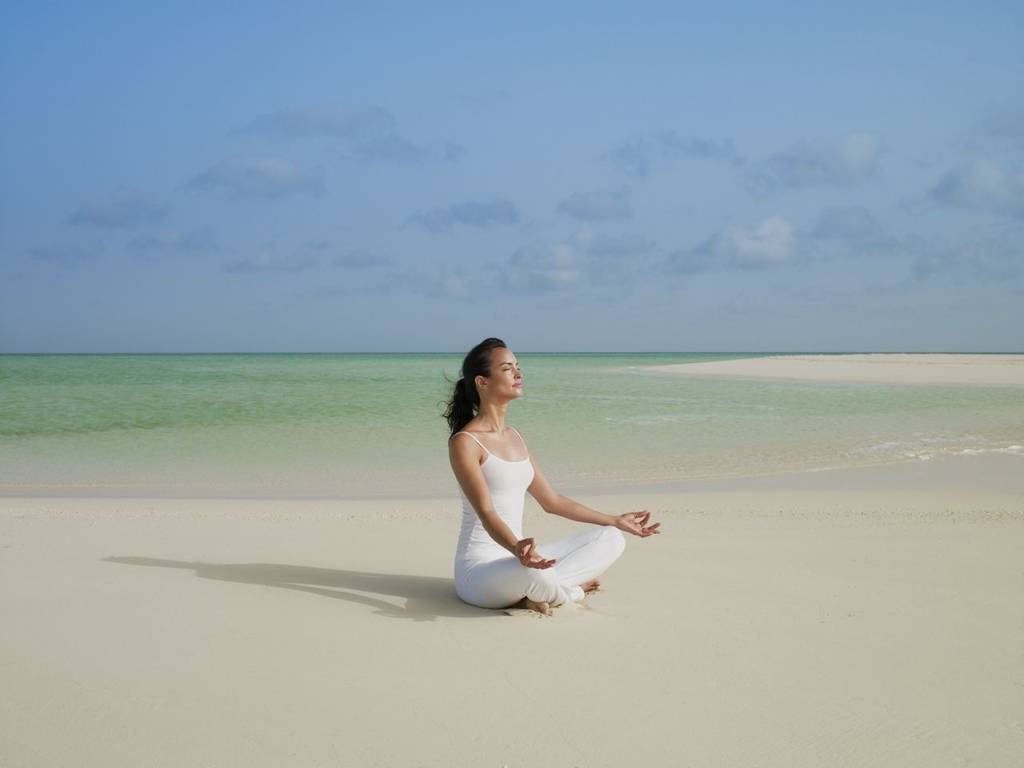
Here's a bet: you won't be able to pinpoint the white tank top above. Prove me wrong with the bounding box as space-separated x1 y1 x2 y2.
452 427 535 568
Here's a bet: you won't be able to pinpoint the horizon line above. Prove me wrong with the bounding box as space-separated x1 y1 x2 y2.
2 350 1022 356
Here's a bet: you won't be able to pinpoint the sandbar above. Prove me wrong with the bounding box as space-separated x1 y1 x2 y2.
642 353 1024 386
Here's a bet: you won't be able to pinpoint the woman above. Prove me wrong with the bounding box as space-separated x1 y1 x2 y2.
445 337 660 616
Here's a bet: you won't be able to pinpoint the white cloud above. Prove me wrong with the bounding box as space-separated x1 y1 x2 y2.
501 242 584 292
811 207 886 243
669 216 797 273
445 240 592 296
491 230 659 294
557 188 632 221
414 266 499 300
727 216 797 266
749 133 881 192
409 198 520 233
188 158 324 199
586 234 656 259
237 104 463 164
929 159 1024 216
909 227 1024 284
69 193 165 229
27 242 103 266
129 230 218 261
980 107 1024 150
222 242 320 274
607 134 740 177
331 250 392 269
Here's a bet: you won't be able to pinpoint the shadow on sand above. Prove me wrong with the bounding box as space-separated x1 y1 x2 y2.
102 557 492 622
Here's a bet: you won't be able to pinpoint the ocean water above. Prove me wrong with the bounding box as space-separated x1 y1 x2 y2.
1 353 1022 498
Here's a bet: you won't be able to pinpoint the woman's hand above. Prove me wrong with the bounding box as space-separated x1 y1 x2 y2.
615 510 661 537
515 537 556 569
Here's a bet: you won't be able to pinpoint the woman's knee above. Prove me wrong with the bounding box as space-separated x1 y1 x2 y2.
601 525 626 557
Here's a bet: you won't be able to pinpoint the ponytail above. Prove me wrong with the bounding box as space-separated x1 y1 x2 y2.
443 337 507 435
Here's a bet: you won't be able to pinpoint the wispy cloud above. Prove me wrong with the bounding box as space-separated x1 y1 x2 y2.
979 106 1024 151
928 160 1024 217
607 140 656 178
488 230 659 295
408 198 519 233
237 104 464 164
810 206 888 244
222 242 320 274
302 264 410 299
584 233 656 260
497 242 584 293
330 250 393 269
27 242 103 266
608 133 740 177
383 228 658 301
222 240 392 274
557 188 631 221
238 105 395 142
338 265 494 300
128 230 218 261
188 158 324 199
419 269 494 299
608 130 881 195
909 227 1024 285
771 282 855 309
668 216 797 274
657 132 741 164
69 193 165 229
577 231 658 287
358 135 464 164
747 133 881 193
803 206 905 264
300 240 393 269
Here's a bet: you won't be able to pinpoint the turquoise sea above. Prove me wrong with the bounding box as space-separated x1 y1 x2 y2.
1 353 1022 498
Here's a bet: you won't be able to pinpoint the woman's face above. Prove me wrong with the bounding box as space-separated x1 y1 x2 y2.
479 347 523 400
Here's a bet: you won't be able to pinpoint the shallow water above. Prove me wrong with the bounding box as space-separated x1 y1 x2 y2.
2 353 1022 498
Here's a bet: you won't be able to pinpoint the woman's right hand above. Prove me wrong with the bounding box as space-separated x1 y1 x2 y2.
615 510 661 537
515 538 556 569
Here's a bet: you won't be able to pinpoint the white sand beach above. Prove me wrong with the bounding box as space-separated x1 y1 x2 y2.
2 453 1022 767
645 353 1024 386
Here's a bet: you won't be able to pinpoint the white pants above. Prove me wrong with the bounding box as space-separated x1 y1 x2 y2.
455 525 626 609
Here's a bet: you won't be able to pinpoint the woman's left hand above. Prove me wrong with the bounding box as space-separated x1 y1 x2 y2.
615 510 661 537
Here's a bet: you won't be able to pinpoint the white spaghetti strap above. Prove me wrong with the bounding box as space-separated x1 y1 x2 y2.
454 431 492 455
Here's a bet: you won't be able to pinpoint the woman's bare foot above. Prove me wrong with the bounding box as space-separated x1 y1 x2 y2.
511 596 552 616
581 579 601 595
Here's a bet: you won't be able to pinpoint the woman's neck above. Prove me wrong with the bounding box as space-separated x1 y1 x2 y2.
474 401 508 433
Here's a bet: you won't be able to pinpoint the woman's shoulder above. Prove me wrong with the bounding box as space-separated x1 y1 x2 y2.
506 425 527 445
448 428 479 444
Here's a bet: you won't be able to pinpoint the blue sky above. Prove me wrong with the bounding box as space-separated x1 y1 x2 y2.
2 2 1022 352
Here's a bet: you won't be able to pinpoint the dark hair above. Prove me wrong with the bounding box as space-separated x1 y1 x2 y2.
443 337 507 436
